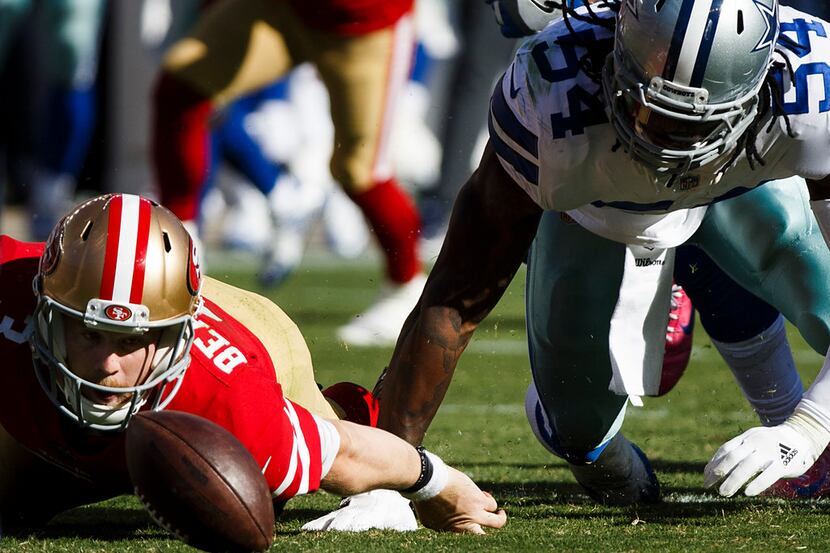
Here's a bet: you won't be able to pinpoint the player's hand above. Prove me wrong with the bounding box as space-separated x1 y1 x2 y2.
414 467 507 534
704 410 830 497
301 489 417 532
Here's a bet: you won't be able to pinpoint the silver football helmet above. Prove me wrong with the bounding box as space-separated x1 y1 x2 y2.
603 0 779 175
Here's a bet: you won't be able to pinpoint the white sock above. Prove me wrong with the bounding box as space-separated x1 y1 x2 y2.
711 315 803 426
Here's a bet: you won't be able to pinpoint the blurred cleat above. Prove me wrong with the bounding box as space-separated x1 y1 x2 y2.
658 283 694 396
259 173 325 287
337 274 427 347
322 188 370 259
218 179 272 253
570 434 661 506
259 226 304 287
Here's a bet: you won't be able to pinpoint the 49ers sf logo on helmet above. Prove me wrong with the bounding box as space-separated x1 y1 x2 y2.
105 305 133 322
187 237 202 296
40 218 66 277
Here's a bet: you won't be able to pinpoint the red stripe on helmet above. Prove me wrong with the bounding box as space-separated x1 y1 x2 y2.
99 195 123 300
130 198 153 304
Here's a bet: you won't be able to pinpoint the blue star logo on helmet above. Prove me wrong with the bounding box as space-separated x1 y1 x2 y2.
752 0 778 52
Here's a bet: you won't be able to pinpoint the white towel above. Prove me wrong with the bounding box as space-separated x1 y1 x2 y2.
607 245 675 404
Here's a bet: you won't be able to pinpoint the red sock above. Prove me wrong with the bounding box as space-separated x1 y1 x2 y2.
152 73 214 221
350 178 421 283
322 382 379 427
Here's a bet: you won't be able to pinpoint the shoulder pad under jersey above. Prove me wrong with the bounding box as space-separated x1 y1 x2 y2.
488 8 615 204
771 7 830 179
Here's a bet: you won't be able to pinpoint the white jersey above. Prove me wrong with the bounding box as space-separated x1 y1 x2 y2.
489 6 830 248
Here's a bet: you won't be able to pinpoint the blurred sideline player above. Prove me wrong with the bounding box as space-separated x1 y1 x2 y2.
0 194 506 535
204 67 372 284
142 2 370 283
152 0 426 347
0 0 106 240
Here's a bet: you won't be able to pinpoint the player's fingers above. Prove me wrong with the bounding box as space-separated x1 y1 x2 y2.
459 522 486 535
744 468 783 497
301 512 334 531
332 509 357 530
478 508 507 529
706 438 745 471
704 445 751 488
718 456 769 497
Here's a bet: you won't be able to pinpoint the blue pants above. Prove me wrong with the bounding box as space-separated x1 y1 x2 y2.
526 177 830 461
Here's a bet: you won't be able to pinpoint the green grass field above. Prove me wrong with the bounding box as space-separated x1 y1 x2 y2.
4 255 830 552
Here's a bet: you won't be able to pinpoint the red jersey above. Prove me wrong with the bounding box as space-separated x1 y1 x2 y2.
0 236 325 502
287 0 414 35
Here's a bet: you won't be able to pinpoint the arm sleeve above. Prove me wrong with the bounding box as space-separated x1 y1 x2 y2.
313 416 341 479
211 378 327 502
263 396 325 501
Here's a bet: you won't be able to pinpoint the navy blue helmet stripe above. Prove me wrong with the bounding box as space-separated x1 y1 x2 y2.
491 76 539 158
488 115 539 186
663 0 697 80
690 0 724 87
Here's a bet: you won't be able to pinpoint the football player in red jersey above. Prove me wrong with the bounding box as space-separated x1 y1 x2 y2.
153 0 426 347
0 194 506 536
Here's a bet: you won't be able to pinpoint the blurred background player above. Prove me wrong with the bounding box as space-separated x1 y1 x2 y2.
412 0 518 255
152 0 426 348
201 68 372 284
0 0 107 240
143 1 370 284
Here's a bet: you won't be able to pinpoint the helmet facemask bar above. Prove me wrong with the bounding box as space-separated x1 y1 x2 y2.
602 53 765 176
31 294 195 431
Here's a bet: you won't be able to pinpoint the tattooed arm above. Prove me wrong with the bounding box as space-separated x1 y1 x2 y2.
376 144 543 445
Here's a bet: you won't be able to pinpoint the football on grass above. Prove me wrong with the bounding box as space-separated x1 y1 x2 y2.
125 411 274 552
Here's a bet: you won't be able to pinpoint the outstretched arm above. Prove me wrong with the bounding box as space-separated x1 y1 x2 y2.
322 419 507 534
377 144 543 445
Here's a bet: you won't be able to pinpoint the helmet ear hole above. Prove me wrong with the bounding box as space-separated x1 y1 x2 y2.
162 231 172 253
81 221 93 241
737 11 744 34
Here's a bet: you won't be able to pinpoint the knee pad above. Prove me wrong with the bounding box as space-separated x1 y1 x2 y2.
524 382 613 465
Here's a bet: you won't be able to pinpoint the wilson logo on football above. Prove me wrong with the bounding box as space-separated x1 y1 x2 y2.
105 305 133 322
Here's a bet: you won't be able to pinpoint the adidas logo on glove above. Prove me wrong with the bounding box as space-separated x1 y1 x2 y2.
779 443 798 466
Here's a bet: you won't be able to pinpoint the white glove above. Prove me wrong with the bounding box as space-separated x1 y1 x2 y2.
704 405 830 497
301 490 417 532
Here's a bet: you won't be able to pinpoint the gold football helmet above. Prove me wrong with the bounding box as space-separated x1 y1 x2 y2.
31 194 202 431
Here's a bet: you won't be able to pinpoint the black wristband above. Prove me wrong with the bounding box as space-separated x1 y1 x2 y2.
402 446 434 494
